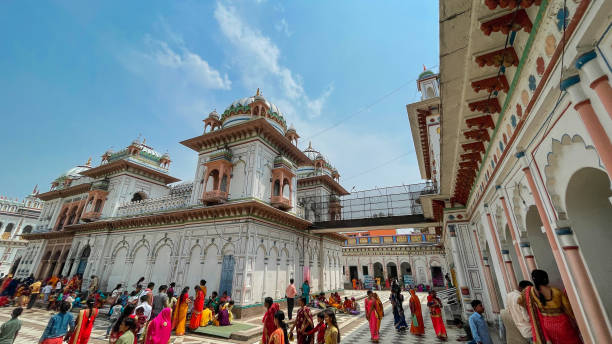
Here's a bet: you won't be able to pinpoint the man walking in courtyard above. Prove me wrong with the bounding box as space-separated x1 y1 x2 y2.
286 278 297 320
469 299 493 344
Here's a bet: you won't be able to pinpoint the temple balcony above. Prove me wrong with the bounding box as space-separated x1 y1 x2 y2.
270 195 292 210
202 190 228 204
80 210 102 222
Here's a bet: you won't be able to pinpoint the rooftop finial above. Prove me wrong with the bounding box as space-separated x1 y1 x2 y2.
423 64 427 71
142 138 146 145
256 88 260 96
308 141 312 149
86 157 92 166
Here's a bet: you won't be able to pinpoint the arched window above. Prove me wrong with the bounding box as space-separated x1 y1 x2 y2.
282 179 291 198
426 86 435 98
220 175 228 192
4 223 14 233
94 199 103 212
22 225 33 234
273 180 281 196
131 192 146 202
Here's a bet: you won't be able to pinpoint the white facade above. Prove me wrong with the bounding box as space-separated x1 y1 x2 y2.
21 93 346 316
0 191 42 276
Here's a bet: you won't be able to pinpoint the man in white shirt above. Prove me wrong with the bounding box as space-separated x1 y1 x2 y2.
54 277 62 293
42 284 53 302
503 280 533 344
134 294 152 335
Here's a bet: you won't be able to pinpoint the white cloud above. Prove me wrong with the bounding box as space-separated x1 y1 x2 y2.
305 84 334 117
274 18 293 37
141 35 231 90
117 28 230 122
214 2 330 116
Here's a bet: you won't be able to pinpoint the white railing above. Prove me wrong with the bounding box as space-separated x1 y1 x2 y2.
116 195 190 217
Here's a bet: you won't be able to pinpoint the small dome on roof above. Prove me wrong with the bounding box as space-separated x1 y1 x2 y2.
58 165 90 180
161 152 170 159
221 91 287 133
208 110 219 119
418 70 435 80
131 139 140 145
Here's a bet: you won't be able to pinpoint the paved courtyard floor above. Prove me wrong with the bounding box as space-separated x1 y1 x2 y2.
0 291 502 343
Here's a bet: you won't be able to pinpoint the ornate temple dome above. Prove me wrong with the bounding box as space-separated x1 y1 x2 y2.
298 142 339 179
220 90 287 134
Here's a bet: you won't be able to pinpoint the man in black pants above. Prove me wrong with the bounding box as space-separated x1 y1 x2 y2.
285 278 297 320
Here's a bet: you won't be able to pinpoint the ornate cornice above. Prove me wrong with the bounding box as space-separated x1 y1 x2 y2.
181 118 311 166
297 175 349 196
63 199 312 234
37 183 92 201
80 160 180 184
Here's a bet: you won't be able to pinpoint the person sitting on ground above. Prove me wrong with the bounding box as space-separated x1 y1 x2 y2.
306 312 326 344
227 300 235 324
205 291 220 313
342 297 352 313
200 305 214 327
315 293 328 309
217 301 231 326
327 293 341 310
219 291 230 303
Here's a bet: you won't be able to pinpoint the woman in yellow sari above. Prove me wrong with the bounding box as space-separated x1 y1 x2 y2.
171 287 190 336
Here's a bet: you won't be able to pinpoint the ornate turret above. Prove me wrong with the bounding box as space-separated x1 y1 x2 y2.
417 65 439 100
160 152 171 168
203 110 222 133
285 124 299 146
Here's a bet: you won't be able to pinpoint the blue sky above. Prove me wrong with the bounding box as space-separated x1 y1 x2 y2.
0 0 438 199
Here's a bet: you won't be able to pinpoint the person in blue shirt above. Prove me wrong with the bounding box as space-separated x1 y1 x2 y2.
39 301 75 343
469 299 493 344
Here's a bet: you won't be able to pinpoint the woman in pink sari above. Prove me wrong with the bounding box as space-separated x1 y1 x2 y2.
365 291 381 342
427 290 447 340
144 307 172 344
520 269 581 344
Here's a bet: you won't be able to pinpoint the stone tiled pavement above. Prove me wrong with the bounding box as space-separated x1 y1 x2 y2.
0 307 234 344
0 291 502 343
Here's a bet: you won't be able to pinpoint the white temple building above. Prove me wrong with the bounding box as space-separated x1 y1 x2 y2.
20 91 347 317
0 189 42 276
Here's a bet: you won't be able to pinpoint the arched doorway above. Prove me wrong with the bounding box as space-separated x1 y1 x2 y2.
565 167 612 321
525 206 562 287
373 262 384 286
76 246 91 276
48 251 61 278
400 262 412 287
386 262 398 281
9 257 21 275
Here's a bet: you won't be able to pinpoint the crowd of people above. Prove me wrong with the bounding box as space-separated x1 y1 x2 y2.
0 268 582 344
0 274 235 344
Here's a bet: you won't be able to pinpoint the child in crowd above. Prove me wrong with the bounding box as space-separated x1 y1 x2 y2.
306 312 326 344
227 300 234 323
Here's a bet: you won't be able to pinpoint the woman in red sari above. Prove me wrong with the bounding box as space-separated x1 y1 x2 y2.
68 299 98 344
427 290 447 340
172 287 190 336
408 289 424 335
290 297 313 344
365 291 381 342
262 297 280 344
189 285 205 330
520 269 581 344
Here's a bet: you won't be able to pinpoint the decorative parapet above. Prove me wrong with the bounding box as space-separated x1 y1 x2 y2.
208 148 233 163
344 234 440 247
116 194 190 217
